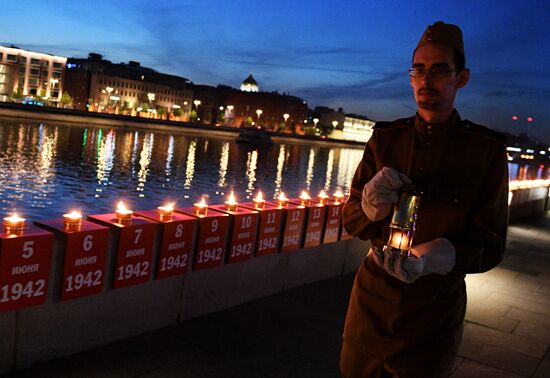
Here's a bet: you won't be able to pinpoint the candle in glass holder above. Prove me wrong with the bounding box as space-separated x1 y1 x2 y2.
194 197 208 216
299 190 311 206
333 189 344 204
116 201 133 223
388 229 411 250
157 203 175 220
317 190 329 205
277 192 289 207
63 210 82 230
3 212 25 234
225 191 238 212
253 191 266 209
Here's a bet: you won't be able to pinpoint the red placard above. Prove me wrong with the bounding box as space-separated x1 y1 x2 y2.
301 203 327 249
178 207 229 270
321 201 344 244
268 201 306 253
210 205 260 264
0 225 53 311
88 214 156 289
35 219 109 301
136 210 197 279
241 202 283 256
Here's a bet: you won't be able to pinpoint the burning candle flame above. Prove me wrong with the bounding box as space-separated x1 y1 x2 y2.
158 202 175 211
117 201 130 212
226 191 238 204
63 210 82 220
333 189 344 202
278 192 288 201
255 191 264 201
300 191 311 200
4 212 25 223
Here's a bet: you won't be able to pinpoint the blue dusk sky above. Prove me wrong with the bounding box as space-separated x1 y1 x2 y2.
1 0 549 142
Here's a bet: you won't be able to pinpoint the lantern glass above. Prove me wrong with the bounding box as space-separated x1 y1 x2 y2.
383 185 421 257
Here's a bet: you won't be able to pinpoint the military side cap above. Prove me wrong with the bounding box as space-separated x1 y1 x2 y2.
416 21 465 59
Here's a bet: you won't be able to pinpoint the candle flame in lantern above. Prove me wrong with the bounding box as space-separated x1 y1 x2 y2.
159 202 175 211
5 212 25 223
117 201 129 212
195 197 207 207
64 210 82 220
226 191 238 204
333 189 344 200
255 191 264 201
300 191 311 200
278 192 288 201
318 190 328 198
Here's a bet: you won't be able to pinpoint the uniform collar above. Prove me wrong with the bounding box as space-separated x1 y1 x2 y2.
414 109 461 136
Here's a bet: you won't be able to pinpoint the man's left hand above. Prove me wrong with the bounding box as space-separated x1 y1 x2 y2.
369 238 456 283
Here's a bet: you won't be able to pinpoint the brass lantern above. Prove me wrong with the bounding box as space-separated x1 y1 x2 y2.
383 184 421 257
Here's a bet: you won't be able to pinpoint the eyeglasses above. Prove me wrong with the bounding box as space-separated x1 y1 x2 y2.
408 67 458 79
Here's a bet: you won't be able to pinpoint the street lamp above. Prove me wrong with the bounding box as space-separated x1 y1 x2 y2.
256 109 263 125
105 87 114 112
332 120 339 128
283 113 290 123
313 118 319 128
193 99 201 109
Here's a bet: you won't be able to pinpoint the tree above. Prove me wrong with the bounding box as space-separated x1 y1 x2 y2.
276 122 286 132
11 88 23 101
173 108 183 118
60 92 73 108
244 116 254 127
190 110 198 122
157 106 167 116
141 102 149 112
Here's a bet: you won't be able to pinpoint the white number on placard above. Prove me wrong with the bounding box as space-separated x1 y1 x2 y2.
83 234 93 251
211 219 219 233
0 280 46 302
134 228 143 244
313 208 321 219
175 224 183 238
22 241 34 259
197 248 223 264
65 270 102 292
290 211 300 222
117 262 149 281
331 206 340 217
241 216 252 229
159 253 188 272
266 212 276 224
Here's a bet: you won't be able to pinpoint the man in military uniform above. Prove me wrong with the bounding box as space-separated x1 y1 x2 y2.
340 21 508 377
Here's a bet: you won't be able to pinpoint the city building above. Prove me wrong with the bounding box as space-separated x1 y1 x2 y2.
339 113 375 143
239 73 259 92
63 53 193 119
192 77 308 132
0 44 66 103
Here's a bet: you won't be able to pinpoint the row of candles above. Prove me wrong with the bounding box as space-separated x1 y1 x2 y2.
3 189 345 235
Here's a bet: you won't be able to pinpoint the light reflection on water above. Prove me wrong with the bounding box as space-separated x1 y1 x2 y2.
0 120 546 221
0 120 364 220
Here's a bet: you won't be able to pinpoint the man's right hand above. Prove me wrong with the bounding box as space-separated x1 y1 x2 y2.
361 167 411 222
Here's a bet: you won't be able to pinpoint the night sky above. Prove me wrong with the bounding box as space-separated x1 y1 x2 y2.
2 0 549 142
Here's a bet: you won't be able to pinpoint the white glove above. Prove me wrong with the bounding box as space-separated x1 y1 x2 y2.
369 238 456 283
362 167 411 222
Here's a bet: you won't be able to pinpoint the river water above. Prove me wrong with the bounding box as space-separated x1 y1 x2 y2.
0 119 363 220
0 119 545 220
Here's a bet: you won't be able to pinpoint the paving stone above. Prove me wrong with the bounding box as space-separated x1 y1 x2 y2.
533 360 550 378
458 343 539 376
506 307 550 328
485 292 550 314
465 303 519 332
461 323 547 359
450 359 524 377
513 322 550 343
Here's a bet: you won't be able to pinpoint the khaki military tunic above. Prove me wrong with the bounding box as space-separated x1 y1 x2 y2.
341 111 508 377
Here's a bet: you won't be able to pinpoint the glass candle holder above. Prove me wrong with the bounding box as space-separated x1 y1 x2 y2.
116 201 133 224
3 212 25 235
63 211 82 230
383 185 421 257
